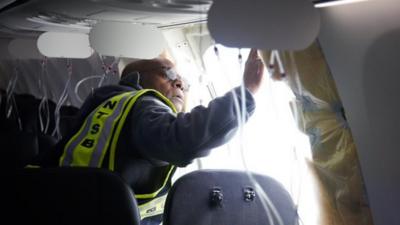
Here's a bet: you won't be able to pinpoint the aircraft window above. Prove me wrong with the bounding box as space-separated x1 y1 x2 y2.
173 44 318 224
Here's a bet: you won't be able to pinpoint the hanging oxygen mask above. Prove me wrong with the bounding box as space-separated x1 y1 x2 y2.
38 57 51 134
74 55 119 104
51 59 73 139
5 63 22 131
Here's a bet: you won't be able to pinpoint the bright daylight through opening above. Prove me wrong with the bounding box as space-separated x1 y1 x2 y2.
173 45 319 224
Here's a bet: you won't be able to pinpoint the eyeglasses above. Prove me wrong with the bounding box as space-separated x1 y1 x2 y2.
160 67 190 92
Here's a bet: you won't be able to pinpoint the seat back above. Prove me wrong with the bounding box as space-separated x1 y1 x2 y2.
17 167 140 225
164 169 298 225
0 93 73 169
0 130 58 169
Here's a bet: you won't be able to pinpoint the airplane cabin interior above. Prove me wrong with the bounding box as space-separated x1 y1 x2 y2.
2 0 400 225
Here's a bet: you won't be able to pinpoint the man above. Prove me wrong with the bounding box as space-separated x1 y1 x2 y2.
47 49 264 225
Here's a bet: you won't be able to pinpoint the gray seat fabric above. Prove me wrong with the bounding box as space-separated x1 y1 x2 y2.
164 169 298 225
16 167 141 225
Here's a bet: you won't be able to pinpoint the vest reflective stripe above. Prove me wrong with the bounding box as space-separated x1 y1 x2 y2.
60 92 134 168
138 194 168 220
137 166 175 222
59 89 177 171
135 165 175 199
59 89 178 223
89 93 131 167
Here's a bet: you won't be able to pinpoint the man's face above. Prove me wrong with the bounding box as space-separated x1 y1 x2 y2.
146 59 188 112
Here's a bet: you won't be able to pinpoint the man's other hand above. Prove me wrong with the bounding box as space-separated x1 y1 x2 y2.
244 49 265 94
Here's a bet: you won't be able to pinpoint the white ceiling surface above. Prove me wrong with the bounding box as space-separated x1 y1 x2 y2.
0 0 210 38
318 0 400 225
0 0 322 39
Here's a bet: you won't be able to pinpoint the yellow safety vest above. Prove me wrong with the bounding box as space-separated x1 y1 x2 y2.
59 89 177 221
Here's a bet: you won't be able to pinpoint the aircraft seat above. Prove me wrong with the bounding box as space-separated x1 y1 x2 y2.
0 129 57 169
16 167 141 225
164 169 298 225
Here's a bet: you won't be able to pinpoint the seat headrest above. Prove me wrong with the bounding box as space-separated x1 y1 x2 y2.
164 169 298 225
